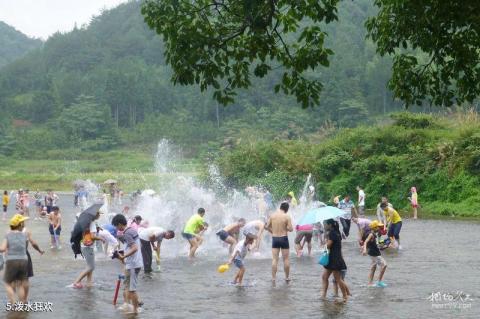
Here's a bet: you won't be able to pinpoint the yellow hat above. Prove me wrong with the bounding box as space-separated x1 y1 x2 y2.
10 214 29 227
369 220 384 229
288 191 294 197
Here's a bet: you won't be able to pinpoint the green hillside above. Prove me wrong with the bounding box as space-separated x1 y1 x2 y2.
216 112 480 217
0 0 407 159
0 21 42 68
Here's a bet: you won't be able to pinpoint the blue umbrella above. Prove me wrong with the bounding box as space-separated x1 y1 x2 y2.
297 206 345 225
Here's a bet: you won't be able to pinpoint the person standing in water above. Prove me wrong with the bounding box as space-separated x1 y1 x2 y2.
48 206 62 249
242 219 266 251
381 203 403 249
2 190 9 221
409 187 419 219
216 218 246 254
375 196 392 224
182 208 208 259
338 195 357 238
33 190 43 220
138 227 175 275
71 211 104 289
0 214 30 303
356 186 366 217
321 219 349 302
266 202 293 282
45 191 54 214
362 220 388 287
112 214 144 314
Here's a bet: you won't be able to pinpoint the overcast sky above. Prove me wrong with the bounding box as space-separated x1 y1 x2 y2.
0 0 127 40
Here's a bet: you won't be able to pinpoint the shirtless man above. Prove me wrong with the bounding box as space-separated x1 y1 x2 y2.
216 218 246 254
242 220 266 251
48 206 62 249
266 202 293 282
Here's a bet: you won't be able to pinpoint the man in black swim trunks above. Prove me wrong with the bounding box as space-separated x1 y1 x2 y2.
266 202 293 282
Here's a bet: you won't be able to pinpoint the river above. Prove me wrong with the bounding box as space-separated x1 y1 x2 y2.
0 195 478 319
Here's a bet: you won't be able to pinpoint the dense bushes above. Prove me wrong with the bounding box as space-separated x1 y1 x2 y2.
216 113 480 217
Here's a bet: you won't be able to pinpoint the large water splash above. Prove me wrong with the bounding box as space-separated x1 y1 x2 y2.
131 140 321 258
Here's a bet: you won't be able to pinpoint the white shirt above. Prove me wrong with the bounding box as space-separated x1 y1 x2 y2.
232 240 249 261
358 190 365 206
138 227 165 242
242 221 259 237
98 229 118 246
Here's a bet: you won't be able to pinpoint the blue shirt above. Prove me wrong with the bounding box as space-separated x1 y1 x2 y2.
103 224 117 237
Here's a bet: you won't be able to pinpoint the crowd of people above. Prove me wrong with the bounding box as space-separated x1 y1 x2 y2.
0 183 420 314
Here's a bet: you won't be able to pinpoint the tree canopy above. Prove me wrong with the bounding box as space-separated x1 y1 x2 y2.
366 0 480 107
141 0 340 107
142 0 480 108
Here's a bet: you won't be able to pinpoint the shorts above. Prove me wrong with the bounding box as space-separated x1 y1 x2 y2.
181 232 195 240
332 269 347 284
2 205 6 212
233 259 244 269
35 201 42 207
294 230 313 245
124 268 141 292
81 246 95 271
388 221 402 240
272 236 289 249
216 230 229 242
4 259 28 283
370 256 387 267
49 224 61 235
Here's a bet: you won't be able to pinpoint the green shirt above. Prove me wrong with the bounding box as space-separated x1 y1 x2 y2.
183 214 204 235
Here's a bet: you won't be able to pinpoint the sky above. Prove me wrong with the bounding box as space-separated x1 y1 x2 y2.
0 0 127 40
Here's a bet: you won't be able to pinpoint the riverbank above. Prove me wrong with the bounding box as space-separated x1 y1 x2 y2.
216 112 480 218
0 153 200 191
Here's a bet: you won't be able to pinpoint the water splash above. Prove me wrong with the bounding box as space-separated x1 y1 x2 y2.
131 140 323 258
155 138 179 174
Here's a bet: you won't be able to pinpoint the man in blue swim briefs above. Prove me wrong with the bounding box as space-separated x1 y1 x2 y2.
216 218 246 254
266 202 293 282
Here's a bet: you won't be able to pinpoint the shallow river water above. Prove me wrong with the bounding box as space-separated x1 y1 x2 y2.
1 195 479 319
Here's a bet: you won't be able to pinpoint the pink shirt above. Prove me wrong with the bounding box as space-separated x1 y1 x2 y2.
296 224 313 231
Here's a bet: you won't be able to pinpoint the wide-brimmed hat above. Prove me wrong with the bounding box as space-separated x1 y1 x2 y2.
10 214 29 227
369 220 384 229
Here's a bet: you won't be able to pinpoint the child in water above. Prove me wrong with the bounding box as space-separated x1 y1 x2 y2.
2 190 9 221
227 233 256 286
362 220 387 287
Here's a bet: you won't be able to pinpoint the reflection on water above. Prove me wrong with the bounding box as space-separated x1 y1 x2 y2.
0 195 478 318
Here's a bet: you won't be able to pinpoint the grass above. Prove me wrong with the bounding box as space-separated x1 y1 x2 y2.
0 149 201 191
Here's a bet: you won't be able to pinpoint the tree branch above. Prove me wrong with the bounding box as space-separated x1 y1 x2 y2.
274 28 294 63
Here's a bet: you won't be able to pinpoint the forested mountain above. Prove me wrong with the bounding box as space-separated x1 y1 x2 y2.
0 0 405 157
0 22 42 68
